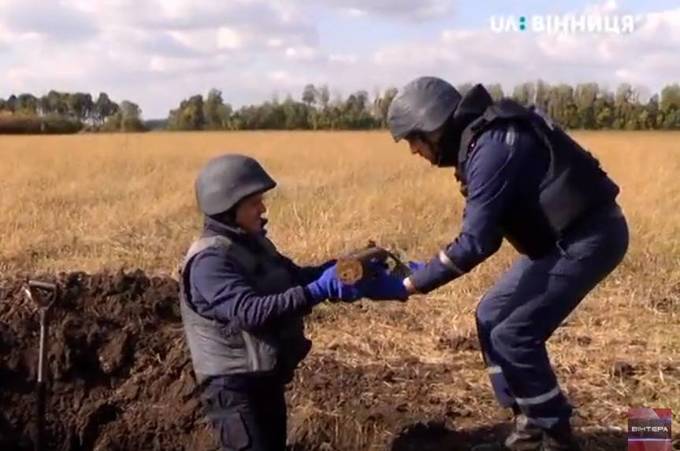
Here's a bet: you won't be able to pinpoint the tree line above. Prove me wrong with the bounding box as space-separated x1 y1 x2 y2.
0 91 145 133
167 81 680 131
3 81 680 134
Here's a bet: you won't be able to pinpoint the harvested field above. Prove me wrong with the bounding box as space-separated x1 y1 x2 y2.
0 131 679 450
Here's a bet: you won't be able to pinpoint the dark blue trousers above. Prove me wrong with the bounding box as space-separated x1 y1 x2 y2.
476 205 629 429
202 375 288 451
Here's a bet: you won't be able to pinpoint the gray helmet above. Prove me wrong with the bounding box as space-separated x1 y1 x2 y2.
195 154 276 216
387 76 462 142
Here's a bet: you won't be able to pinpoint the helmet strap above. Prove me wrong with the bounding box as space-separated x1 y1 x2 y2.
433 117 460 167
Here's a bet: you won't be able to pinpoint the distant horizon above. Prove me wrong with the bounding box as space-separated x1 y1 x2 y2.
4 78 679 123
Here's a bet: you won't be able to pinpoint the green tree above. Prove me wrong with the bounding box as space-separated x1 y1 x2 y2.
546 84 575 127
38 95 51 115
574 83 599 129
374 87 398 127
485 83 504 102
120 100 144 131
161 81 680 131
645 94 659 129
318 85 330 110
6 94 18 113
45 90 68 115
614 83 636 129
302 84 317 107
535 80 550 111
512 82 536 106
16 93 38 115
660 84 680 113
94 93 118 125
67 92 94 122
594 91 615 129
456 83 474 96
339 90 376 129
204 89 228 130
660 84 680 129
169 95 206 130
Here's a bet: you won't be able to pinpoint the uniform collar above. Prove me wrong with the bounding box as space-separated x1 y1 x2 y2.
202 216 269 250
452 85 494 168
436 84 493 168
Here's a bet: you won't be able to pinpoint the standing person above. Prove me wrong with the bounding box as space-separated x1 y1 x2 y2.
377 77 629 450
178 154 376 451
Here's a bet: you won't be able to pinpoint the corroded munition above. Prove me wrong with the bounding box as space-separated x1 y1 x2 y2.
336 242 410 284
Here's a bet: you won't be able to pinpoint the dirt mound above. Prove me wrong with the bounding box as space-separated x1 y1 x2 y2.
0 270 209 451
0 270 641 450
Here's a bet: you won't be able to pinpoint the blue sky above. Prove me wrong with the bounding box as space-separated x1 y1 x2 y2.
0 0 678 117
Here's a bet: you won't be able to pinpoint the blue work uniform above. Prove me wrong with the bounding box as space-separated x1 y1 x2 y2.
409 121 629 430
181 217 329 451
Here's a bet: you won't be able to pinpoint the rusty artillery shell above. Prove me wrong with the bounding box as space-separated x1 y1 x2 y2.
336 258 365 284
336 246 390 284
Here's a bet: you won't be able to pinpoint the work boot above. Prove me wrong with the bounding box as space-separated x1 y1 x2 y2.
471 415 542 451
542 422 581 451
503 415 542 451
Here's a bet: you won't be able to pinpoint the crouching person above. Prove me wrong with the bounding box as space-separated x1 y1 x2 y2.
178 154 369 451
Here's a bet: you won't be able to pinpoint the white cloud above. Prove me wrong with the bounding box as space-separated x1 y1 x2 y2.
267 38 284 48
0 0 319 110
268 70 294 84
346 8 366 18
312 0 455 21
329 54 358 64
0 0 98 41
583 0 620 16
0 0 678 119
374 6 680 98
284 45 318 61
216 27 243 50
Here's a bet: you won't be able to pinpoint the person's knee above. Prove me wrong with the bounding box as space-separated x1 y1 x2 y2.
476 296 499 334
490 324 521 362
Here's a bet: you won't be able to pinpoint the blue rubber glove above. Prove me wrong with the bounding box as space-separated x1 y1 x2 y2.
305 264 363 303
362 271 409 302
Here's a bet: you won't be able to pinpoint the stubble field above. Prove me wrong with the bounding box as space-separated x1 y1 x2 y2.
0 131 678 450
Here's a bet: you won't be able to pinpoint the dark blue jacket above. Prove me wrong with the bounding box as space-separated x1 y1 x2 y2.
410 123 551 293
187 217 330 331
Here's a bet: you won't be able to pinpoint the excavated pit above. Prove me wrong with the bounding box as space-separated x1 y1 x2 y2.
0 270 649 450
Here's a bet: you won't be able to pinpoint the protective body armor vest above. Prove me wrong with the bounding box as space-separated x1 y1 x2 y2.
178 234 309 383
457 99 619 258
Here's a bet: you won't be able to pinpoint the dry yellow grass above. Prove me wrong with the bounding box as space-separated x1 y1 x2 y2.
1 131 679 447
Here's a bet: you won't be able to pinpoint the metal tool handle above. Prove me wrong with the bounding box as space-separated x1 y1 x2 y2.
21 280 57 451
36 380 46 451
27 281 57 291
38 309 47 384
23 281 58 309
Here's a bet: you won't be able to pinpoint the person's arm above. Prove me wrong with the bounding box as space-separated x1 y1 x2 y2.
407 131 520 294
279 255 336 286
190 247 316 330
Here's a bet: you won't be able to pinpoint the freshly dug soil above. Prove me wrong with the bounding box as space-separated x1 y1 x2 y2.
0 270 210 451
0 270 648 450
